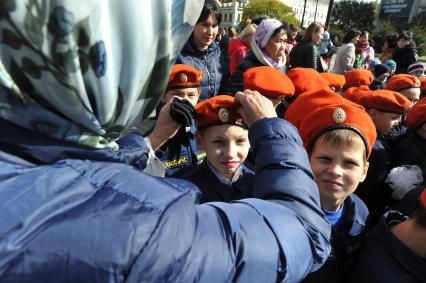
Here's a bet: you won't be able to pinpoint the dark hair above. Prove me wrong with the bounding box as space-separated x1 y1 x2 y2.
342 28 361 44
289 24 300 33
197 0 222 26
303 22 323 42
270 25 287 40
252 16 267 26
386 33 399 49
399 31 413 41
360 31 369 37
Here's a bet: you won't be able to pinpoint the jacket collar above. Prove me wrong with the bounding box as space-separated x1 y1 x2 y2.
339 195 368 235
376 211 426 282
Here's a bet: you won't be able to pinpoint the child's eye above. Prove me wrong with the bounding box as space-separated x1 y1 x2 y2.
317 156 331 163
213 140 225 145
236 139 248 144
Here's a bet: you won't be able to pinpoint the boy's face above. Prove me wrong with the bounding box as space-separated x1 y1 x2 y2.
400 88 420 106
196 124 249 180
309 135 369 211
163 88 200 106
370 110 402 134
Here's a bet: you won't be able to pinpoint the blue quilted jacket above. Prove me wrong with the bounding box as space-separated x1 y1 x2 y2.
0 117 331 282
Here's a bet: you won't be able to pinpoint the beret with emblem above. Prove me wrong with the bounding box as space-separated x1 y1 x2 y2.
357 90 411 114
243 66 295 99
320 72 346 91
343 69 374 89
194 95 246 129
285 89 377 158
406 97 426 130
167 64 203 90
287 67 329 96
342 85 372 105
385 74 420 92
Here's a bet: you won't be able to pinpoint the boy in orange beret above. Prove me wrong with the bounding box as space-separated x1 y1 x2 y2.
286 67 329 96
420 77 426 100
343 69 374 90
320 72 346 92
182 95 254 203
285 89 376 282
391 97 426 173
385 74 421 105
384 74 421 150
143 64 206 177
352 90 411 224
243 66 295 107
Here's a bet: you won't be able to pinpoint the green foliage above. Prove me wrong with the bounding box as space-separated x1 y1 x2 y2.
330 0 378 32
242 0 299 26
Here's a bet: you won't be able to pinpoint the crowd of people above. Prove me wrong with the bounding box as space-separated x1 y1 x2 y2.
0 0 425 282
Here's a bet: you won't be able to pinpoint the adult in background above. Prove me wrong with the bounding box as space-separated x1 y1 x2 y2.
225 19 287 94
392 31 418 74
289 22 325 72
285 24 300 67
333 29 361 74
228 23 257 75
317 27 333 64
176 0 226 102
380 33 399 63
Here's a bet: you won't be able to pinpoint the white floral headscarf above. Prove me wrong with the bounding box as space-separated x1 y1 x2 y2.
0 0 203 148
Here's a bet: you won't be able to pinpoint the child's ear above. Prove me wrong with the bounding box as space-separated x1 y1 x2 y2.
195 131 205 150
359 161 369 183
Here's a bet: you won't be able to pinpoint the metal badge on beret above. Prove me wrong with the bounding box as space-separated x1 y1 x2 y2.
333 108 346 124
179 73 188 83
218 108 230 122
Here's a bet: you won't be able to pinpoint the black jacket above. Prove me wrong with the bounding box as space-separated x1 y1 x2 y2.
289 41 324 72
182 160 254 203
223 50 264 95
392 45 418 74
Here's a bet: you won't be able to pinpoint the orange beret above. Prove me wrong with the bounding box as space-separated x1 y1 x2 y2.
344 69 374 89
320 73 346 91
287 67 329 96
406 97 426 130
342 85 372 105
357 90 411 114
194 95 245 129
167 64 203 90
419 77 426 95
385 74 420 92
243 66 295 98
285 89 377 158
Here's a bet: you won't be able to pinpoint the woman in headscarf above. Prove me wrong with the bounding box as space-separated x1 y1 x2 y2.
224 18 287 95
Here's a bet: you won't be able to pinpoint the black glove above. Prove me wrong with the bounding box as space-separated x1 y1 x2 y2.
169 98 195 127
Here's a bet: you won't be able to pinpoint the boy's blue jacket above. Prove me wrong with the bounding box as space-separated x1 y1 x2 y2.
0 118 331 282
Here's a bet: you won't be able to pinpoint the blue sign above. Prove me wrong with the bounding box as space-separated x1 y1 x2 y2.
379 0 414 19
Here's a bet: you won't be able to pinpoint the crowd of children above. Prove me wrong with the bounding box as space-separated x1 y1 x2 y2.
0 0 425 282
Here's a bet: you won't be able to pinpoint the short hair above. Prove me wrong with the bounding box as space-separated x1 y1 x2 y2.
310 129 367 162
360 31 369 37
197 0 222 26
303 22 323 42
289 24 300 33
237 24 257 40
270 25 287 41
342 28 361 44
399 31 413 41
386 33 399 49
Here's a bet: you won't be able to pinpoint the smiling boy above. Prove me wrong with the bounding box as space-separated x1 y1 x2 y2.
285 89 377 282
182 95 253 203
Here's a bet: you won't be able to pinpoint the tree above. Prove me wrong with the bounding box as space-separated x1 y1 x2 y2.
242 0 299 26
330 0 378 32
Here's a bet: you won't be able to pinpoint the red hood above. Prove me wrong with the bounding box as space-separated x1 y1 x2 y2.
228 38 248 55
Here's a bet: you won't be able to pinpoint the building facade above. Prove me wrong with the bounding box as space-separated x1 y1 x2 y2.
219 0 330 28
